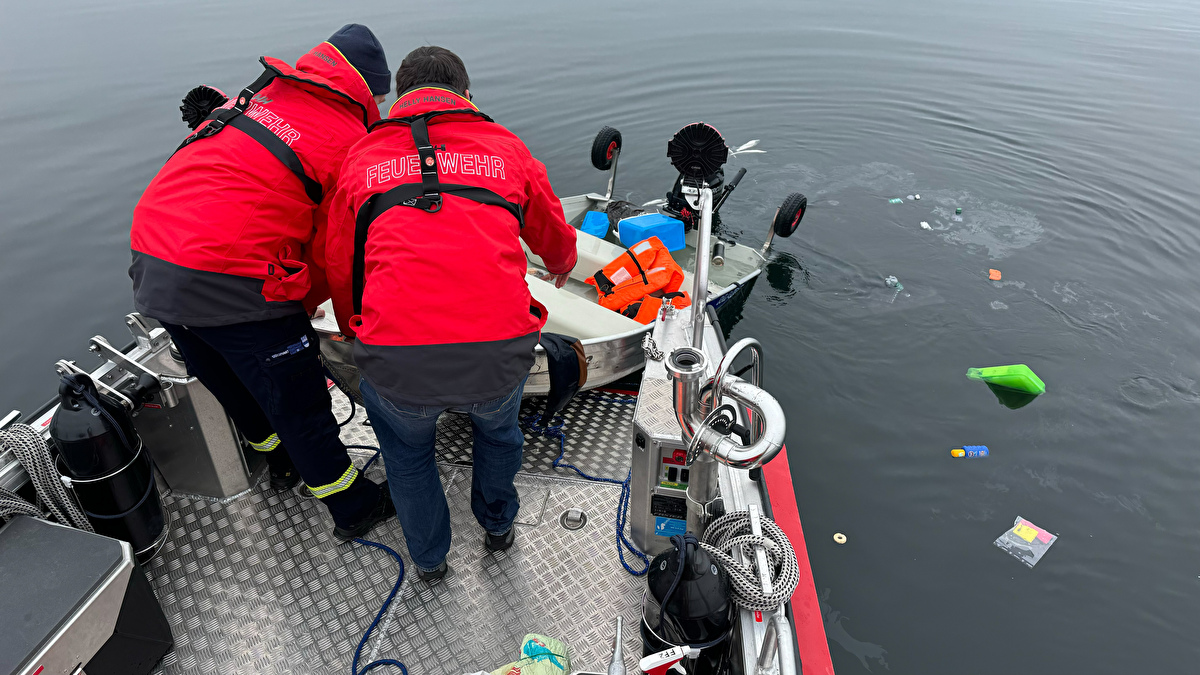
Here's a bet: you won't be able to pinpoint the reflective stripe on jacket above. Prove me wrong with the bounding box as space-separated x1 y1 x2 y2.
325 87 578 407
129 43 381 326
585 237 692 324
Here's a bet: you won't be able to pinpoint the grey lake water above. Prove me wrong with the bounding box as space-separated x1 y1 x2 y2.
2 0 1199 672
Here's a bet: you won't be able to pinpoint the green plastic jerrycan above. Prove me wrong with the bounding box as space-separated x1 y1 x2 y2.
966 364 1046 395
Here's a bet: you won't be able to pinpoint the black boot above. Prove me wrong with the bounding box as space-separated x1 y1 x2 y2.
263 444 301 491
485 527 515 552
333 482 396 541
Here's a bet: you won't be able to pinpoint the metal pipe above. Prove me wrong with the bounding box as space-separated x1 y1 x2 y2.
692 376 786 469
755 610 797 675
759 204 781 258
755 613 780 675
666 346 709 447
603 147 621 202
712 337 765 441
690 188 714 349
773 610 798 675
607 616 626 675
713 338 763 393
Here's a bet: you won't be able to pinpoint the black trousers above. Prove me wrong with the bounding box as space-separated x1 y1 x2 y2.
160 313 378 528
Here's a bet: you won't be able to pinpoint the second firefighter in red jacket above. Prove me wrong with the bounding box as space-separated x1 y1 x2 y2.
326 46 577 581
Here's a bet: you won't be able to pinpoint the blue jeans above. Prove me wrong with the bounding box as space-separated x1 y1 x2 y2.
359 375 527 570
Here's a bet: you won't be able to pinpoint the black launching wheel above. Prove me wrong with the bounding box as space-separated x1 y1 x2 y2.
772 192 808 238
591 126 623 171
667 122 729 180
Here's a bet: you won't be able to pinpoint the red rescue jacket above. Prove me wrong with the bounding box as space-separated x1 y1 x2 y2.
129 43 381 326
326 87 577 406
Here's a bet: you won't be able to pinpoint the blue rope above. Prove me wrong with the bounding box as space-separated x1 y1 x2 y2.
345 445 382 472
351 538 408 675
521 398 649 576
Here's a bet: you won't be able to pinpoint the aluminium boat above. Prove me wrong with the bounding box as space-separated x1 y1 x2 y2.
315 124 808 399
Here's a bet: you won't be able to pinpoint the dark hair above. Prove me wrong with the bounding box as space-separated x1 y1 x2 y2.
394 46 470 96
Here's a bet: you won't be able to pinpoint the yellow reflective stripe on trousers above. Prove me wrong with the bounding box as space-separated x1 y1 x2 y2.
249 433 281 452
308 465 358 499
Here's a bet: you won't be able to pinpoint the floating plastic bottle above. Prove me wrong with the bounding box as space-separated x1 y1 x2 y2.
951 446 989 458
889 198 904 204
967 364 1045 409
966 364 1045 395
884 276 903 303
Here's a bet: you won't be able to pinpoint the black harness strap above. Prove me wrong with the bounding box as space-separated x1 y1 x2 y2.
351 110 524 315
174 68 323 204
591 271 616 297
225 116 323 203
624 249 650 285
412 117 441 202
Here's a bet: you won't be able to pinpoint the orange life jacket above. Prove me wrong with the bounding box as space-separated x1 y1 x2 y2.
585 237 693 324
619 292 691 323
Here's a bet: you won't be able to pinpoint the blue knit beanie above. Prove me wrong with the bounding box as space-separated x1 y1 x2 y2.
328 24 390 96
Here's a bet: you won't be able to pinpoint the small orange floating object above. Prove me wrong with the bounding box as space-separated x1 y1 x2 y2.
988 269 1002 281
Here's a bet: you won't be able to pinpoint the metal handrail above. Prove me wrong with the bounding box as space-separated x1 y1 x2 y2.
712 337 765 442
755 609 797 675
689 375 786 469
690 187 714 350
603 147 621 202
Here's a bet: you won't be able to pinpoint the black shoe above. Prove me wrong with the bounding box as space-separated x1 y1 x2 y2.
485 527 515 552
333 486 396 541
269 467 301 491
416 561 449 582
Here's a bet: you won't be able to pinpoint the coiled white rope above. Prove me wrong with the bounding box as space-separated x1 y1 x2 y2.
0 423 93 531
0 486 43 519
700 510 800 612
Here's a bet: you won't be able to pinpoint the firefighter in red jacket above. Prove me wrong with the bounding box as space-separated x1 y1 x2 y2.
326 46 577 580
129 25 396 540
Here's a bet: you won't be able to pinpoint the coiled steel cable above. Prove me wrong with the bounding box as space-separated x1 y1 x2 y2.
700 510 799 612
0 423 93 531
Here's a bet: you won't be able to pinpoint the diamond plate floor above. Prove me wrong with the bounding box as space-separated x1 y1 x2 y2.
147 388 644 675
335 387 637 482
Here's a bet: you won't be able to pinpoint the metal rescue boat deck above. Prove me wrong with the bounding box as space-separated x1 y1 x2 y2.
145 388 642 675
140 382 832 675
3 131 831 675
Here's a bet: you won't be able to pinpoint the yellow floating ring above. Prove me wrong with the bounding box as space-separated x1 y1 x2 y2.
833 532 847 545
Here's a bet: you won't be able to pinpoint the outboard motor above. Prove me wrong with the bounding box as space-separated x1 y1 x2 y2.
661 123 745 232
641 534 736 675
49 372 167 560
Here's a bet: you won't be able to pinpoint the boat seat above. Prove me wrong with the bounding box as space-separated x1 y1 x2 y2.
313 268 644 343
523 230 628 281
525 229 699 290
527 274 642 339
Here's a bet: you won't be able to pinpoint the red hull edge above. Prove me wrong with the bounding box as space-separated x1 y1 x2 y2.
763 445 834 675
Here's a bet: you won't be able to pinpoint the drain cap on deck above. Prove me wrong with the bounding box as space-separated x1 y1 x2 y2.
560 508 588 530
